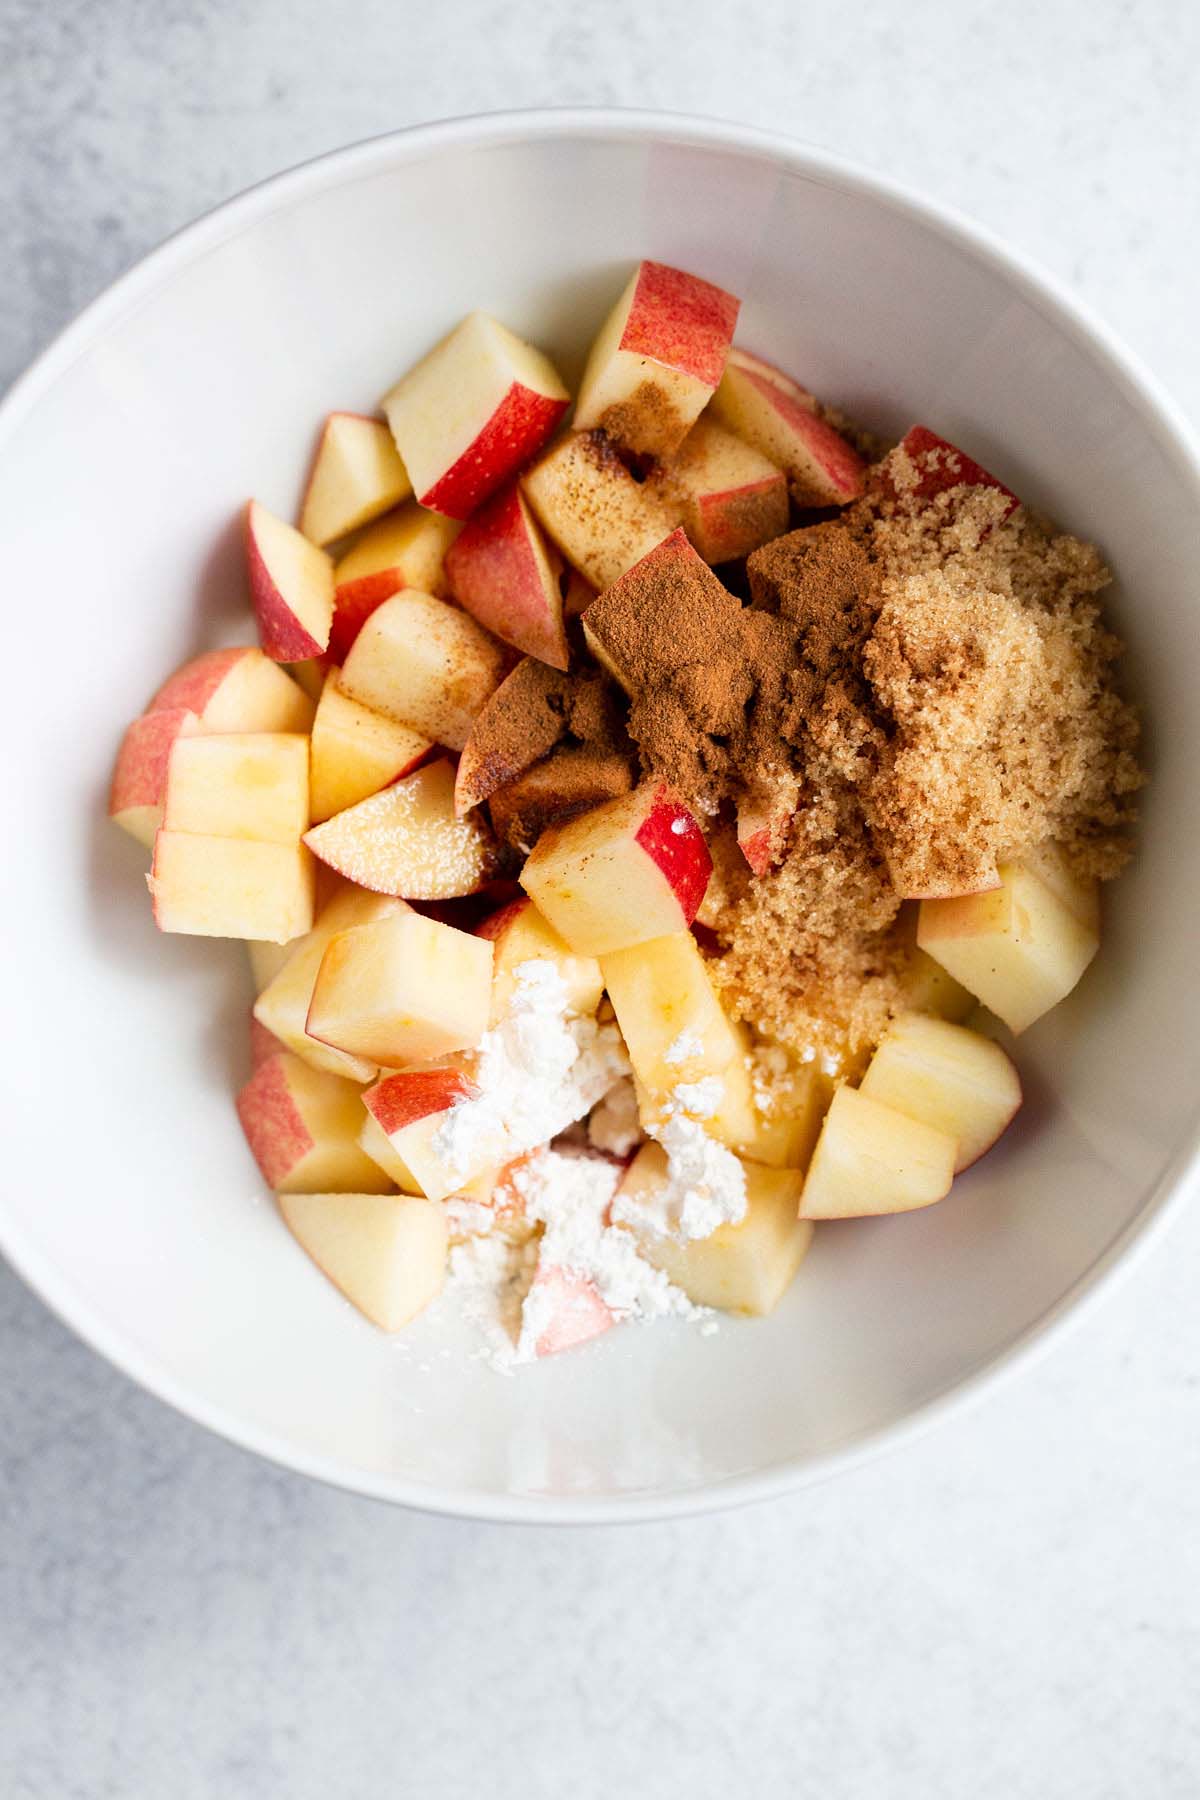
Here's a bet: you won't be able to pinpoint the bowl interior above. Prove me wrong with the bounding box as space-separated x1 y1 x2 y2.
2 117 1197 1518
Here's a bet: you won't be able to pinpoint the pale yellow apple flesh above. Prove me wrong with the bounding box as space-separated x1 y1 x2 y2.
236 1050 392 1193
600 931 743 1090
277 1189 447 1331
149 832 315 942
799 1085 956 1219
338 589 506 751
163 732 311 844
299 412 411 547
309 672 431 824
860 1013 1022 1172
474 896 603 1025
303 759 495 899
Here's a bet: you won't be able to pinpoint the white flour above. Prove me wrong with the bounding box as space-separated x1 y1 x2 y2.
614 1078 747 1242
586 1077 643 1158
444 1146 704 1370
432 960 629 1182
664 1029 705 1066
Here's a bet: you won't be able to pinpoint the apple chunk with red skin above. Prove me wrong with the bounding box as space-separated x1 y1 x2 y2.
304 758 495 899
309 672 431 824
245 500 335 660
520 779 711 957
278 1190 447 1332
445 481 569 670
149 832 315 942
735 780 797 876
298 412 412 547
328 503 461 663
361 1064 484 1202
657 416 788 563
859 1013 1022 1173
524 1263 617 1359
799 1085 957 1219
873 425 1019 517
236 1051 392 1193
306 906 493 1069
709 346 866 506
149 646 315 734
574 260 740 457
339 589 506 752
108 707 202 847
381 311 569 520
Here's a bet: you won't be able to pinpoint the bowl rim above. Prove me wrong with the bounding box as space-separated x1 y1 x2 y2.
3 105 1199 1525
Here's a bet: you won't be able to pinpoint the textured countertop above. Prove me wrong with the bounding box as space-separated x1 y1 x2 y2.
3 2 1199 1795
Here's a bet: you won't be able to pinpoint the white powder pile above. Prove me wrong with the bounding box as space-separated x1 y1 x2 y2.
444 1146 704 1370
432 960 629 1182
613 1077 747 1243
664 1029 705 1067
586 1077 643 1158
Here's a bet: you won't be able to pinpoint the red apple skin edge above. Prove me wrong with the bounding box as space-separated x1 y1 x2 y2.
877 426 1019 516
420 387 568 519
365 1069 480 1134
739 365 865 497
245 504 327 662
623 262 740 386
325 577 403 665
634 794 712 923
149 648 246 715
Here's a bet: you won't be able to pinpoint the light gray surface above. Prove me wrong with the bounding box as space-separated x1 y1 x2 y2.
2 1 1198 1794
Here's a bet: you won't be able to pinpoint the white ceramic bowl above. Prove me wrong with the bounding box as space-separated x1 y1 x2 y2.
2 111 1197 1523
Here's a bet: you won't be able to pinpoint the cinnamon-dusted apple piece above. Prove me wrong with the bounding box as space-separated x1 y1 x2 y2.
488 743 635 853
574 261 740 458
454 656 631 817
709 347 866 507
653 416 788 563
522 430 680 592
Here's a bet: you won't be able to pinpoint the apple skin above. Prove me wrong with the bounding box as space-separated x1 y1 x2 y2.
633 791 713 924
245 499 335 660
108 706 202 846
148 646 314 733
365 1067 480 1135
423 384 568 519
526 1264 616 1359
445 482 569 670
709 349 866 505
574 261 740 457
875 425 1019 515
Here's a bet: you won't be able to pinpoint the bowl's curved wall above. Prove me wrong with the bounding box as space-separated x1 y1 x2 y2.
1 114 1196 1520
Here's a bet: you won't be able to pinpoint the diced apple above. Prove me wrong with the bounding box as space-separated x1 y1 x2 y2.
523 1263 616 1358
253 884 410 1082
277 1189 447 1332
338 589 506 751
617 1143 811 1314
236 1051 392 1193
329 503 461 663
285 658 326 702
893 903 975 1023
709 347 866 506
1019 841 1101 932
162 732 310 844
798 1085 956 1219
299 412 412 546
381 311 569 519
520 780 711 956
574 260 740 457
736 1064 829 1171
521 430 680 592
149 646 315 733
306 907 493 1068
454 657 574 815
475 895 604 1024
304 758 495 899
488 745 635 854
246 937 293 993
249 1010 285 1066
916 858 1100 1034
443 480 568 670
872 425 1018 517
245 500 334 660
859 1013 1022 1173
361 1063 485 1202
657 416 788 563
562 566 596 618
108 707 202 847
581 527 743 696
309 671 431 824
600 932 742 1092
357 1110 418 1191
148 832 315 942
